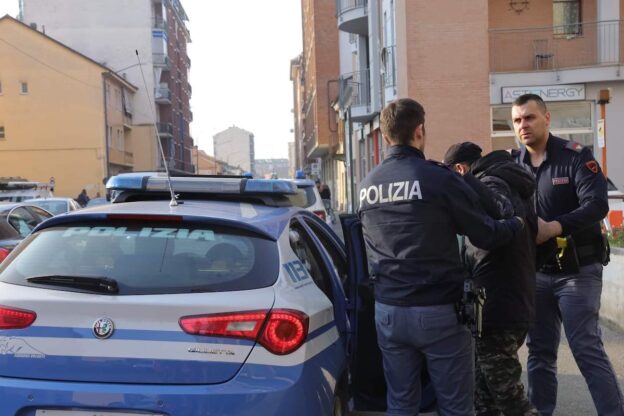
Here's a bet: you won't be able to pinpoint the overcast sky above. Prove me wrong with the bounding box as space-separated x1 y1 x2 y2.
0 0 303 159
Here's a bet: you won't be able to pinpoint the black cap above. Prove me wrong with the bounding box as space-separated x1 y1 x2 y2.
443 142 483 166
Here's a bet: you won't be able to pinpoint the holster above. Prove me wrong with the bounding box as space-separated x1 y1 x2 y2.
456 280 486 338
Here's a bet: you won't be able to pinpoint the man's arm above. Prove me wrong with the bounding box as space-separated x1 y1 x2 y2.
464 173 514 219
444 173 522 250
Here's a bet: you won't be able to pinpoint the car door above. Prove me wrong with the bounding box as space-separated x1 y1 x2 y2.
341 214 437 413
340 213 387 411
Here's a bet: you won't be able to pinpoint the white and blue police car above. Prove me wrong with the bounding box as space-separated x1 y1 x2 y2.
0 173 434 415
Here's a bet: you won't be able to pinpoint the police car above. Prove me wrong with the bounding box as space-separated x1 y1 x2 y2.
0 173 434 415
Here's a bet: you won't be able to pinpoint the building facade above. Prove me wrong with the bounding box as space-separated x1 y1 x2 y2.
213 126 255 174
20 0 194 174
294 0 624 212
0 16 137 198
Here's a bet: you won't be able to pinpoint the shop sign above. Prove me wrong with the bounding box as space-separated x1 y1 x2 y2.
502 84 585 103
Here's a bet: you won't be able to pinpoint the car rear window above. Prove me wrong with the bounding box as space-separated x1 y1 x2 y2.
286 186 317 209
31 201 67 215
0 221 279 295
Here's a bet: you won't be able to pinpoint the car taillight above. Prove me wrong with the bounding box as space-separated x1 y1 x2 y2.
0 248 10 264
179 309 309 355
0 306 37 329
313 210 326 221
259 310 309 355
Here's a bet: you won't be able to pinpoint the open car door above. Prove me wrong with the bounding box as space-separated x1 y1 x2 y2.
341 214 436 413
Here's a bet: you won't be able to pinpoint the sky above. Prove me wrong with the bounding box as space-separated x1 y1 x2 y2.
0 0 303 159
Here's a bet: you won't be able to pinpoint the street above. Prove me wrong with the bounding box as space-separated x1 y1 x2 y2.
351 320 624 415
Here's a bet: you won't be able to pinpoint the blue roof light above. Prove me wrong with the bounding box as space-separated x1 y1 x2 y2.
295 169 305 179
106 173 297 195
243 179 297 194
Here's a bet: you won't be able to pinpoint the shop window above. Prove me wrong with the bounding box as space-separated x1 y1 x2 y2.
553 0 581 36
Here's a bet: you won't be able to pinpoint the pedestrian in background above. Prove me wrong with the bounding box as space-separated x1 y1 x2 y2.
511 93 624 415
444 141 538 416
76 188 90 207
358 98 525 415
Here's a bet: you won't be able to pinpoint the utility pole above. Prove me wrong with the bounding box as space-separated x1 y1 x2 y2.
597 89 610 176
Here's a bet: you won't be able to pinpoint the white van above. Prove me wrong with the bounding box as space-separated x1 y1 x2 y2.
0 178 54 202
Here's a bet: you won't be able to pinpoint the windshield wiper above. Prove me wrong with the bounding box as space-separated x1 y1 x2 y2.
26 275 119 294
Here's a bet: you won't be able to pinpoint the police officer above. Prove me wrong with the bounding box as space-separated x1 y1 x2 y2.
511 93 624 416
358 99 524 416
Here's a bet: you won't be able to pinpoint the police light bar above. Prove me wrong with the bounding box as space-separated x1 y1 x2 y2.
106 173 297 195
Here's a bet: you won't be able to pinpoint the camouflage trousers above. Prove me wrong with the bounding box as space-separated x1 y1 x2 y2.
475 328 538 416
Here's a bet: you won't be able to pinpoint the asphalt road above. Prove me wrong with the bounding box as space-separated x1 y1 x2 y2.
351 320 624 415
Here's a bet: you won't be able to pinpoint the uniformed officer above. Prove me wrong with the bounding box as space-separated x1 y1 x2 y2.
358 98 524 416
511 93 624 416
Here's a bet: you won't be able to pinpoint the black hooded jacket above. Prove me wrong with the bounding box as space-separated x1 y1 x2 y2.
463 151 537 330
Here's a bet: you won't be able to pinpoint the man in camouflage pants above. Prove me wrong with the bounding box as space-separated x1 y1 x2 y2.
445 142 538 415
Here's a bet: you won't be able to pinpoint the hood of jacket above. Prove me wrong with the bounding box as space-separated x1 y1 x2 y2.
471 150 535 199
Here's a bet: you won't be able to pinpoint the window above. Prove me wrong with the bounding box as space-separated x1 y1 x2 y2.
553 0 581 36
303 218 347 286
289 222 332 298
7 207 39 238
0 126 5 139
107 126 113 147
0 80 3 95
20 82 28 94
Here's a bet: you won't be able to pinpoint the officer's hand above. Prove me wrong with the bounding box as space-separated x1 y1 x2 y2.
536 217 562 244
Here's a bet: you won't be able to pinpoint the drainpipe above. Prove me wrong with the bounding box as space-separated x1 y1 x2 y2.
102 75 110 188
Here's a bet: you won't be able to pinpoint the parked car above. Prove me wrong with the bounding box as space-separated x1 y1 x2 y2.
86 196 109 208
0 179 54 202
0 202 53 263
608 177 624 212
0 173 434 415
28 197 82 216
285 178 330 223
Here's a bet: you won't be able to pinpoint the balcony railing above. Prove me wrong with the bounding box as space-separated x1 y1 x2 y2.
156 122 174 137
382 45 397 88
340 69 375 123
152 17 166 30
154 87 172 104
490 20 623 72
152 53 170 69
336 0 367 16
336 0 368 35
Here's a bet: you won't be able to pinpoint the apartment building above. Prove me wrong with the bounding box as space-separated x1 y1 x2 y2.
0 16 136 198
488 0 624 190
213 126 255 174
294 0 623 212
20 0 194 174
291 0 345 210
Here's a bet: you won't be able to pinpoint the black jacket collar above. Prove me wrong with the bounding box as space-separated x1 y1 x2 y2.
385 145 425 160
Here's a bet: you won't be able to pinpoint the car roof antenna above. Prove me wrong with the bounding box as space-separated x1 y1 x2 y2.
134 50 178 207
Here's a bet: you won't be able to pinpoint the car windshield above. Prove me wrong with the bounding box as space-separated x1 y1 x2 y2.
30 200 67 215
286 186 317 208
0 221 279 295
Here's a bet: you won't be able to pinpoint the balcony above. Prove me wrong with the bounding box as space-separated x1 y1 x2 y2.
340 69 376 123
160 157 194 174
490 20 623 73
336 0 368 35
152 53 170 70
188 83 192 97
156 122 174 138
152 17 167 30
186 55 191 68
154 86 172 104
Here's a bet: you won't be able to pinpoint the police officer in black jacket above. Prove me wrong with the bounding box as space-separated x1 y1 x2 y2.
358 99 524 416
445 142 538 416
511 94 624 416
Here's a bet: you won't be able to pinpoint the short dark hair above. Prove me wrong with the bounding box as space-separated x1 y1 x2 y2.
512 94 548 114
380 98 425 146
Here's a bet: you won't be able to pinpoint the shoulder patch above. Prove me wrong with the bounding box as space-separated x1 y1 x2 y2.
565 141 584 153
585 160 599 174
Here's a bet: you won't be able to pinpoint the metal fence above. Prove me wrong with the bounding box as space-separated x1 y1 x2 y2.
489 20 623 72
